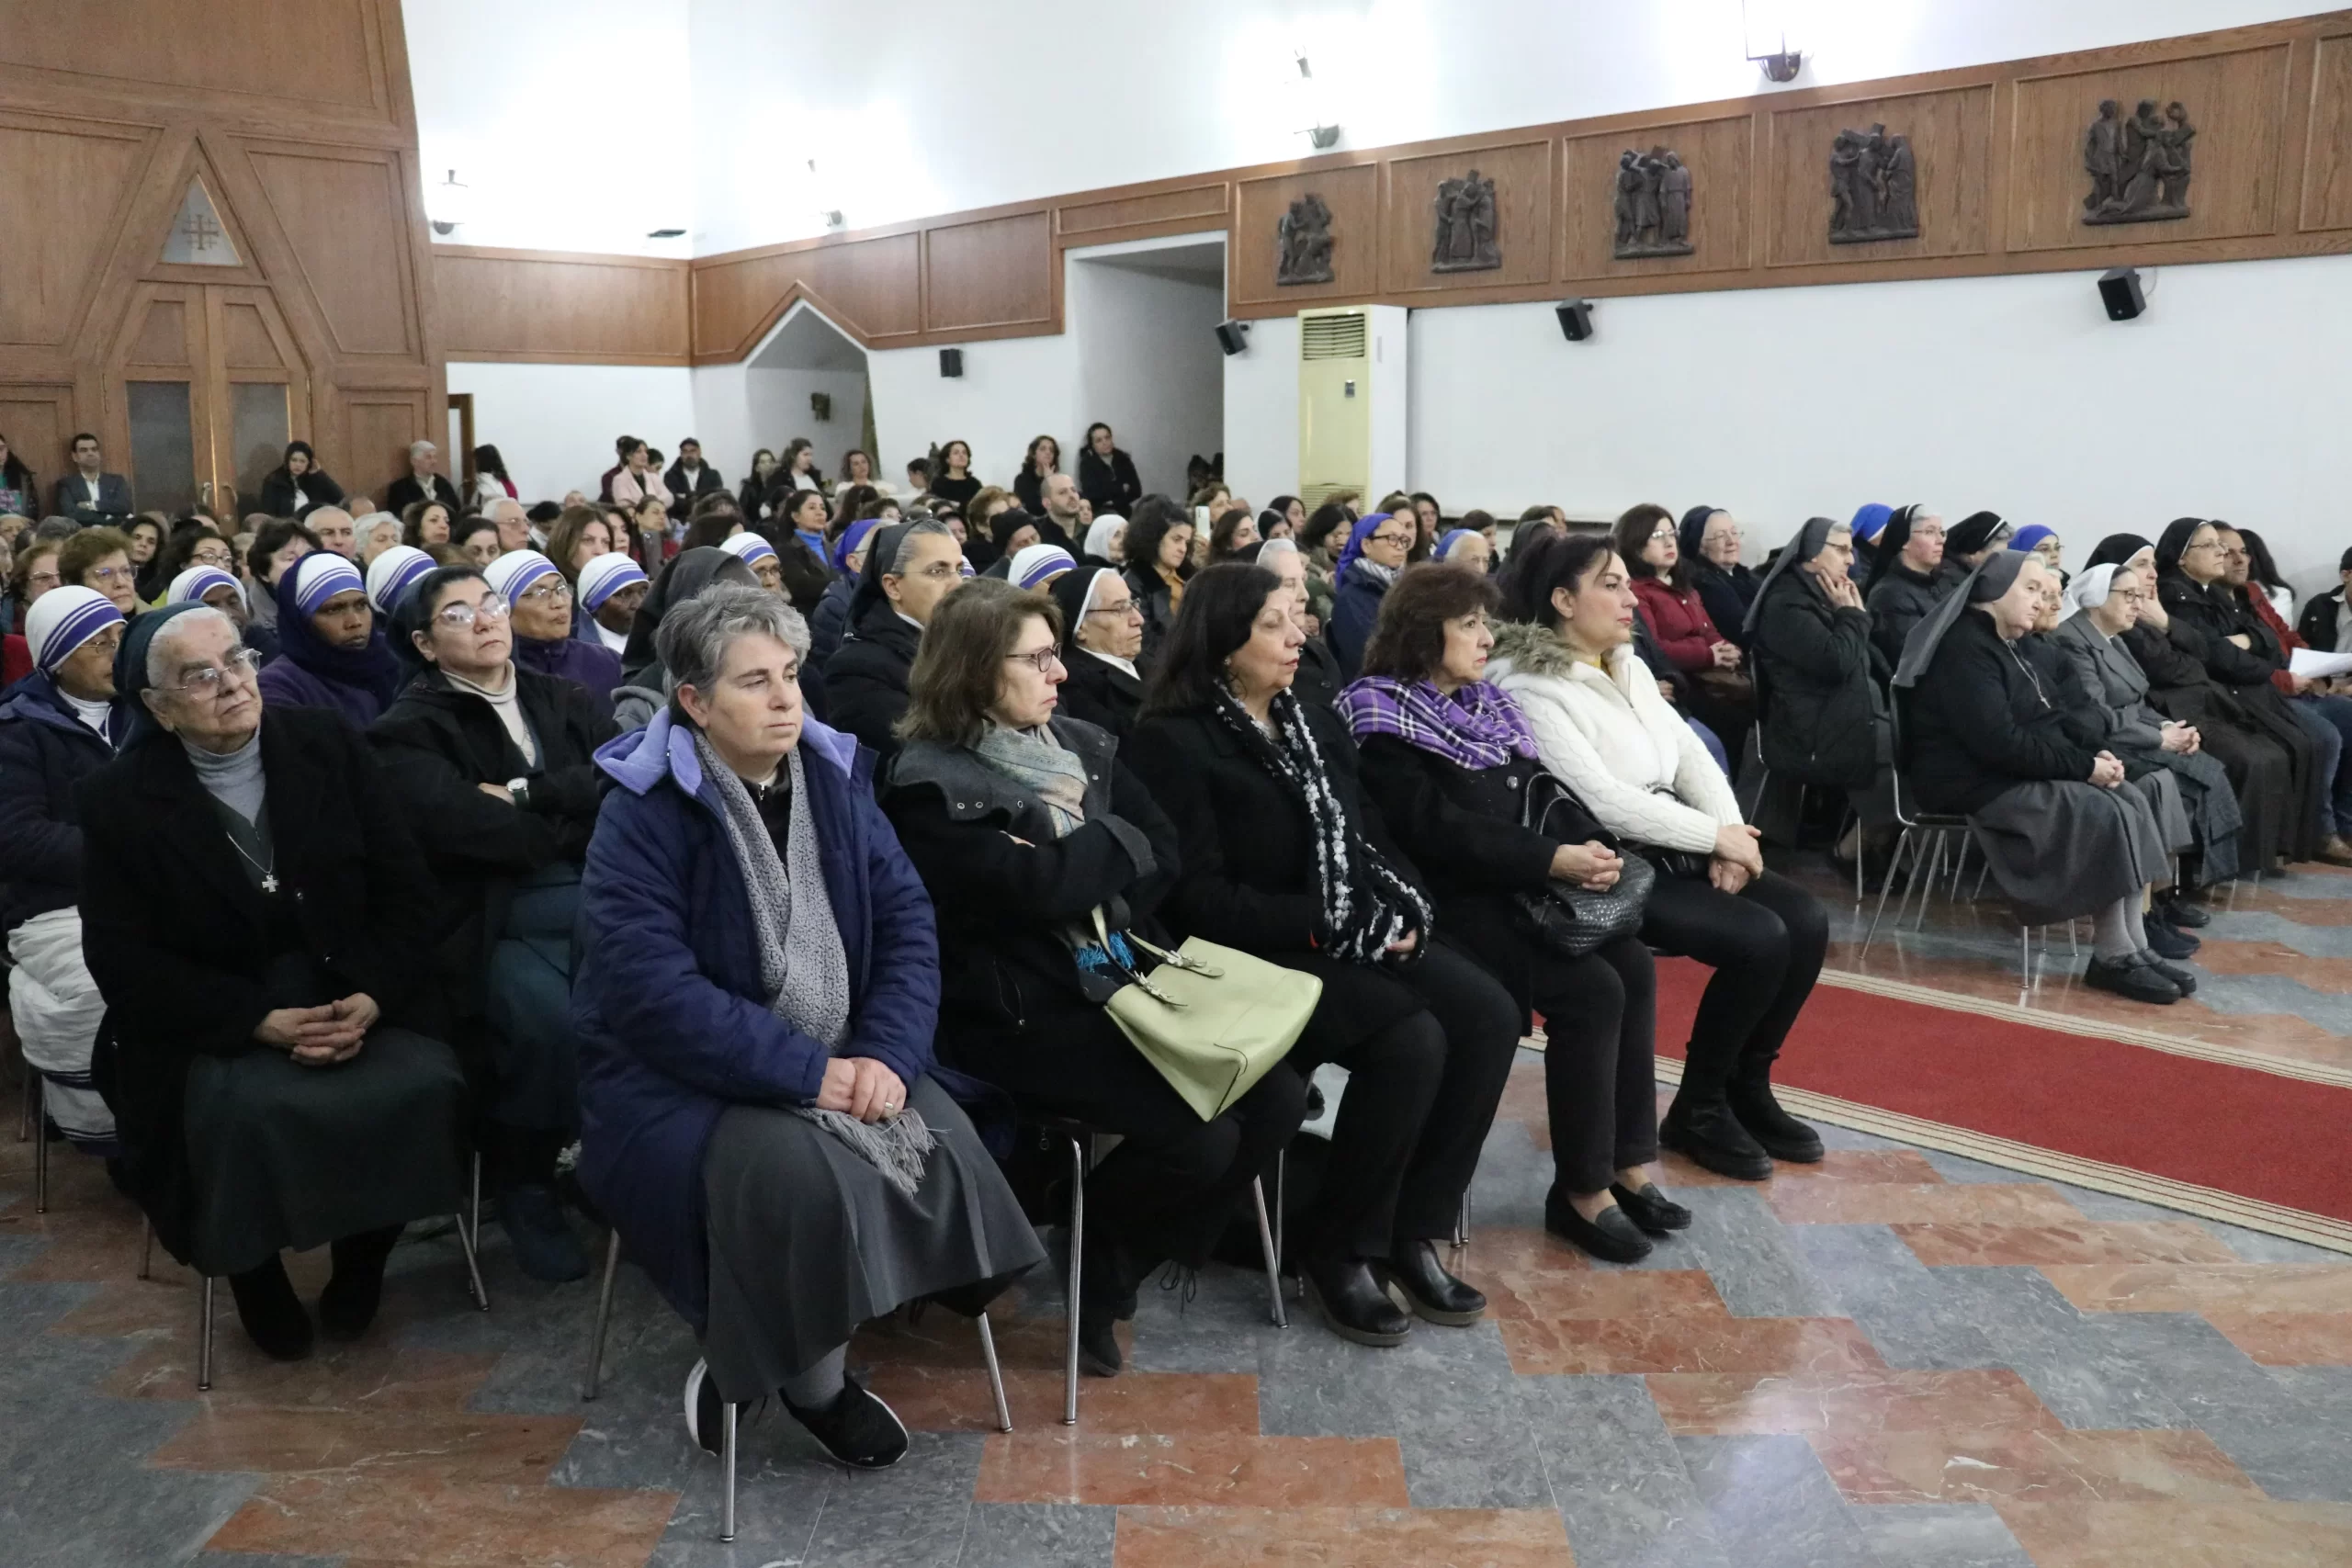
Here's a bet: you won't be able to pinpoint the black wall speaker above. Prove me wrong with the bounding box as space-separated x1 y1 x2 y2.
1214 320 1250 356
2098 267 2145 321
939 347 965 378
1555 299 1595 342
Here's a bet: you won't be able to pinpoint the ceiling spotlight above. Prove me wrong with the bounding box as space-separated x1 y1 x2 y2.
1743 1 1804 83
428 168 471 236
808 160 845 231
1295 52 1340 150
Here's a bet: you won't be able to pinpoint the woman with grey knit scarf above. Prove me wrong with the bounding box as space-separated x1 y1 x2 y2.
572 585 1043 1474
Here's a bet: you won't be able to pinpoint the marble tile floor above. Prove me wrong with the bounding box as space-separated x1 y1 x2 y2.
6 1049 2352 1567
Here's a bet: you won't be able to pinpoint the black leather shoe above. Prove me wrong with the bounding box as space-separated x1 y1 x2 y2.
2083 953 2180 1005
1659 1096 1774 1180
1610 1180 1692 1234
1544 1190 1653 1263
2139 950 2199 997
318 1224 402 1340
2158 897 2211 929
2143 916 2200 961
1729 1080 1825 1164
228 1258 314 1362
1374 1240 1485 1325
1301 1258 1412 1347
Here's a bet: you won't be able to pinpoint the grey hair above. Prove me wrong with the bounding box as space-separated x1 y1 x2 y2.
355 512 401 545
883 518 956 575
408 439 436 459
658 583 811 709
146 605 240 688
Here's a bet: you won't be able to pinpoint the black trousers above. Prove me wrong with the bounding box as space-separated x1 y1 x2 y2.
1287 940 1521 1261
1526 934 1658 1193
1639 866 1827 1100
950 1012 1306 1273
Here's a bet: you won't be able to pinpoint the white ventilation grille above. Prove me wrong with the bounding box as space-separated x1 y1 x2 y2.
1299 311 1368 360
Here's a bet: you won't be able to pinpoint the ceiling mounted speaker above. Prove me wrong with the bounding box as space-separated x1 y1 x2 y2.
2098 266 2146 321
1555 299 1595 342
939 348 965 378
1215 320 1250 355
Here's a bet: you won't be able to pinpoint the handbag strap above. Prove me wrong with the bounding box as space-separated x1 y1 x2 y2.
1091 908 1190 1008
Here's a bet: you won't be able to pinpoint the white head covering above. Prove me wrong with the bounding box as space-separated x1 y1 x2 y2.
577 550 649 613
720 532 777 568
288 551 366 617
1010 543 1076 590
365 545 435 614
24 586 123 672
482 548 561 606
2062 562 2121 622
166 566 243 606
1084 514 1125 560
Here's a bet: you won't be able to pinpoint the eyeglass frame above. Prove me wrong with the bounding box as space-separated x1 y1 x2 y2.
163 646 265 697
1005 646 1066 674
434 596 513 628
517 578 573 604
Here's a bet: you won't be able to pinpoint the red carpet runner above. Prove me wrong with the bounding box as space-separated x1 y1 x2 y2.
1652 957 2352 1231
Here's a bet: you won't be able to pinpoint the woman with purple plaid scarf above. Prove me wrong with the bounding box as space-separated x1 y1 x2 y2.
1341 563 1687 1264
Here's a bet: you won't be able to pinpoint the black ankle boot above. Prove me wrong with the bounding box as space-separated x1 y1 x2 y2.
1727 1077 1824 1164
1301 1257 1412 1347
1659 1093 1774 1180
1374 1239 1485 1325
227 1257 314 1361
319 1224 402 1340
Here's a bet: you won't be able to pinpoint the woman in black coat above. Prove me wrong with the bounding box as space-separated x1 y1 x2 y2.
256 441 345 519
883 579 1304 1378
1862 504 1946 670
1046 565 1145 740
1343 564 1684 1263
1077 423 1142 518
368 566 619 1280
82 604 470 1361
1125 565 1521 1349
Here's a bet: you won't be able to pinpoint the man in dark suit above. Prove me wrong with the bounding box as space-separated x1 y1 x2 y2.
384 439 463 513
51 434 133 526
662 437 724 512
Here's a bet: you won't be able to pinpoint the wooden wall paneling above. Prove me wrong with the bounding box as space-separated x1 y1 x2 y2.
1057 184 1229 241
245 143 419 357
692 232 924 358
0 113 158 350
1381 140 1554 294
1230 163 1379 307
2301 32 2352 230
2007 44 2293 252
343 391 430 496
431 248 691 365
0 384 78 491
1766 85 1996 267
1562 114 1756 281
923 212 1053 334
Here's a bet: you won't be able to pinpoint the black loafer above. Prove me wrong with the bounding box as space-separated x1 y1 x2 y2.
1301 1258 1412 1347
1543 1191 1653 1263
2084 953 2180 1004
2143 917 2200 961
2140 950 2199 997
1374 1239 1486 1325
1610 1180 1692 1235
1659 1097 1773 1181
1729 1081 1825 1164
2159 897 2211 929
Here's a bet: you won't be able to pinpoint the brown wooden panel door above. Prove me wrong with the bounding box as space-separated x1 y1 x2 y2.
205 287 310 515
107 282 210 516
0 384 76 513
344 391 430 501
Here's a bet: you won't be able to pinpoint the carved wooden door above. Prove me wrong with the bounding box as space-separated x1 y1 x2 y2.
106 283 311 519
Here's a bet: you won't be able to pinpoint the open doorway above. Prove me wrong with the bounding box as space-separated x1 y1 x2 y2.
1067 234 1227 502
745 303 873 487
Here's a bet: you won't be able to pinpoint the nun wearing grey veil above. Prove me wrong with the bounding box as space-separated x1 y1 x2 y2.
1896 552 2188 1005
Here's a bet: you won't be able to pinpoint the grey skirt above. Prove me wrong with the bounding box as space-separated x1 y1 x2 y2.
700 1074 1046 1400
183 1027 469 1278
1970 778 2170 928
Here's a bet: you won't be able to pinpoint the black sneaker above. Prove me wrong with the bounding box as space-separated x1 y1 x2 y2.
2142 916 2200 961
683 1358 729 1458
786 1372 910 1470
499 1183 589 1283
1659 1096 1773 1181
2083 953 2180 1005
2139 950 2199 996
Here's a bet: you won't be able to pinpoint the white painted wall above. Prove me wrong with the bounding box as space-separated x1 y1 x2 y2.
744 368 871 478
865 334 1079 498
1069 258 1227 502
443 363 697 503
1225 314 1300 510
1401 254 2352 589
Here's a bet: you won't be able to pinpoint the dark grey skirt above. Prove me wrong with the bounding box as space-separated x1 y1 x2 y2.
182 1027 469 1277
700 1074 1046 1400
1970 778 2170 928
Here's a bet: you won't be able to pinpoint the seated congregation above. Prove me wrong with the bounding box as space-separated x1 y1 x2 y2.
8 424 2324 1480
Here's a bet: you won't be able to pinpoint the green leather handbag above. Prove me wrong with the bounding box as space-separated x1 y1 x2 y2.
1092 912 1323 1122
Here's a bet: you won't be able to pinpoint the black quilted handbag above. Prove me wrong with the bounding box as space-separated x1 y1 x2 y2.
1510 771 1657 957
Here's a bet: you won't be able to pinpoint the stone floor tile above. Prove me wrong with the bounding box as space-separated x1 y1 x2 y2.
1765 1180 2085 1226
1645 1368 2061 1438
1993 1498 2352 1567
2037 1262 2352 1314
1529 1373 1730 1568
2188 1365 2352 1504
149 1405 581 1483
1808 1426 2262 1506
972 1431 1410 1507
1675 1434 1880 1568
201 1472 679 1564
1113 1506 1576 1567
1844 1501 2036 1568
2198 1309 2352 1365
1501 1311 1884 1377
957 1501 1116 1566
1892 1220 2239 1267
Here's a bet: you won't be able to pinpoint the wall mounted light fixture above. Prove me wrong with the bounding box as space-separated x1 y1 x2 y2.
1295 52 1340 150
1742 1 1804 83
428 169 472 235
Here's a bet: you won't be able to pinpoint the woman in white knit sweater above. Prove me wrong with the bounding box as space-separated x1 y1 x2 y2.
1488 531 1827 1183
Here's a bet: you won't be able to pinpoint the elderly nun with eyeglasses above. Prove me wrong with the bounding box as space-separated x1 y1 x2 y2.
573 584 1042 1472
77 604 472 1365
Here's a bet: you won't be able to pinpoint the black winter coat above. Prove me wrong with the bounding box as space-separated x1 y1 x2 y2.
0 674 130 931
2298 588 2346 654
368 665 616 1015
2161 571 2287 689
258 467 345 518
1904 610 2098 816
1754 568 1887 788
1866 560 1944 671
79 709 444 1260
1079 447 1143 517
883 718 1176 1047
825 599 922 761
1355 735 1600 1031
1057 647 1144 741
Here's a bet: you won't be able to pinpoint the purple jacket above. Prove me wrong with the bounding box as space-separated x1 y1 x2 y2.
256 652 388 729
571 709 943 1333
515 634 623 720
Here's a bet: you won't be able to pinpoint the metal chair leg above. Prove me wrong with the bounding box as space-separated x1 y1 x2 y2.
17 1054 32 1142
1062 1134 1085 1427
1909 831 1947 931
468 1150 482 1254
977 1309 1013 1432
198 1275 215 1393
1272 1148 1286 1292
1453 1191 1472 1249
455 1203 490 1313
1250 1178 1285 1328
32 1089 47 1213
140 1220 153 1281
719 1400 738 1543
583 1228 621 1400
2018 924 2033 991
1860 827 1916 954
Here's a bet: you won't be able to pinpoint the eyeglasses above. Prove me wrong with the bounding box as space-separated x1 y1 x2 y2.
167 647 264 696
897 562 962 582
1086 600 1142 620
1913 525 1946 540
1648 528 1676 542
190 547 234 566
1006 647 1065 674
519 580 573 604
2185 540 2223 554
435 597 511 628
1367 531 1413 547
28 568 61 590
86 563 132 583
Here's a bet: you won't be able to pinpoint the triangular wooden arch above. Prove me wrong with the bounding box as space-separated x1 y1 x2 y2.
145 135 263 283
